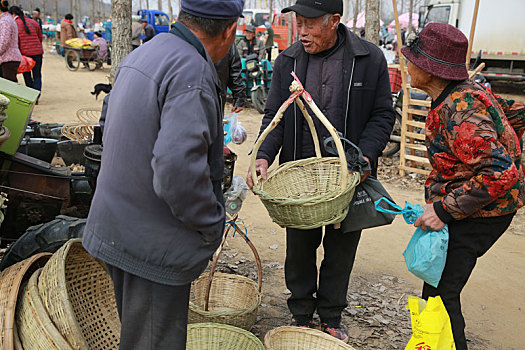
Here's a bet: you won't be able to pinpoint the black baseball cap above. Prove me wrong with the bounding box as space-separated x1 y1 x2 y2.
282 0 343 18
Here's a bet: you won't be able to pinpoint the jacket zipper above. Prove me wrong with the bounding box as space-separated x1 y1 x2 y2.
344 57 355 141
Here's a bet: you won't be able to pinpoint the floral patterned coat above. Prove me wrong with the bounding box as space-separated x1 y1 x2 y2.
0 12 22 65
425 79 525 222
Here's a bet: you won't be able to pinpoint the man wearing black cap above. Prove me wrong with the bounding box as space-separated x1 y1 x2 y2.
237 24 265 60
247 0 394 342
82 1 243 349
141 18 155 43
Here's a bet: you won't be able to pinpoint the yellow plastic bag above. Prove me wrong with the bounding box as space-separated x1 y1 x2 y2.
405 296 455 350
65 38 93 49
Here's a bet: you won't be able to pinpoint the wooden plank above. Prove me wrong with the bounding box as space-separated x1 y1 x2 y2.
398 165 431 175
408 99 431 107
407 108 429 117
405 120 426 129
405 143 427 152
405 154 430 164
405 131 425 140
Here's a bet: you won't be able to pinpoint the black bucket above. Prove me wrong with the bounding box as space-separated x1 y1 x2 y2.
57 140 88 165
84 144 103 191
18 138 58 163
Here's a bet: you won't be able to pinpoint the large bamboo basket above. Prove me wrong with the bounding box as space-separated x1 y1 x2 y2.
189 219 262 330
264 326 358 350
0 253 51 350
186 323 264 350
16 268 73 349
37 239 120 350
251 72 360 229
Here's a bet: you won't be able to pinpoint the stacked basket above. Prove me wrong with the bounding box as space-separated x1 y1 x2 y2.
0 239 121 349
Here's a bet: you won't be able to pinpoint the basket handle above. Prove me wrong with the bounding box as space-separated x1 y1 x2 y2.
250 72 348 189
204 214 263 311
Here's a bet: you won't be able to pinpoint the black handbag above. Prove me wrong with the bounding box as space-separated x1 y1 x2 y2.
323 135 397 232
341 176 396 232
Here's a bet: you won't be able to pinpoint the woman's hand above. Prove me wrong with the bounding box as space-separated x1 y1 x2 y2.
414 203 446 231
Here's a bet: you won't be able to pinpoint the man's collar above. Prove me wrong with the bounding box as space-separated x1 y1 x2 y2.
170 21 208 61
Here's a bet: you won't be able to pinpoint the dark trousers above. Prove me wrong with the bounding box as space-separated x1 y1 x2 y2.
422 214 514 350
0 61 20 82
266 47 272 61
23 54 42 91
285 225 361 323
106 265 191 350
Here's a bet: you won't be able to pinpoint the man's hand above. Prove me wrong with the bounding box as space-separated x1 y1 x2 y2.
246 158 269 189
360 156 371 183
231 106 244 113
414 203 446 231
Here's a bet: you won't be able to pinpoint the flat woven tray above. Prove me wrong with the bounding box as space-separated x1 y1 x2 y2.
264 326 357 350
187 323 264 350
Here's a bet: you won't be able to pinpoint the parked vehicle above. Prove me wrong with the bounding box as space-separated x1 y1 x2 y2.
137 9 171 35
237 9 297 52
243 54 272 113
420 0 525 81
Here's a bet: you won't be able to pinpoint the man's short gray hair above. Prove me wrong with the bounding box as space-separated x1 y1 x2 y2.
322 13 332 25
178 10 236 38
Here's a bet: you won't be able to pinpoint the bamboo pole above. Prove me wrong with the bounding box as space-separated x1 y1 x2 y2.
465 0 480 66
392 0 410 177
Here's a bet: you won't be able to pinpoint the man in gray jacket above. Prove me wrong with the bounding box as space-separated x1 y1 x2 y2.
82 0 243 349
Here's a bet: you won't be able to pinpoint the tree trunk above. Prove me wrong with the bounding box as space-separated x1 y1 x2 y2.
75 0 80 22
70 0 73 13
287 12 293 47
91 0 95 23
269 0 273 23
168 0 173 20
53 0 57 24
352 0 359 34
157 0 162 11
41 0 46 18
364 0 379 44
146 0 149 9
408 0 413 34
110 0 132 82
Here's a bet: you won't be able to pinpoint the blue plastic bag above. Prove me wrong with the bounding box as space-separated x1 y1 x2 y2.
375 198 449 288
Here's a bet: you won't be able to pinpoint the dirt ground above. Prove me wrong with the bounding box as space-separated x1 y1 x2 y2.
29 45 525 349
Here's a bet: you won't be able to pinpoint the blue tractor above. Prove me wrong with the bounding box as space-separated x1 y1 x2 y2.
137 9 171 35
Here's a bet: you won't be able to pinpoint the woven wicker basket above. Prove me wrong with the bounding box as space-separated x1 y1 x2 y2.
37 239 120 350
186 323 264 350
189 220 262 330
264 326 357 350
16 268 73 349
250 73 360 229
0 253 51 350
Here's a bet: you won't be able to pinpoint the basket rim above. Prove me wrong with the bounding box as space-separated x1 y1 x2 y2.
187 322 264 348
253 158 360 203
263 326 357 349
0 253 51 350
189 272 262 317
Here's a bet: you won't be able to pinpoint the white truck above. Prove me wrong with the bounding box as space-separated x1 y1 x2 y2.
420 0 525 80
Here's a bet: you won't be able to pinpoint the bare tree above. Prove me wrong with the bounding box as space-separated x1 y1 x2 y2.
352 0 359 34
157 0 161 11
408 0 413 34
91 0 95 22
53 0 57 23
364 0 379 44
110 0 132 82
145 0 149 9
167 0 173 20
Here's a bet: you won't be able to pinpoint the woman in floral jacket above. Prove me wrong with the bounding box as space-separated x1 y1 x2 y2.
402 23 524 350
0 0 21 82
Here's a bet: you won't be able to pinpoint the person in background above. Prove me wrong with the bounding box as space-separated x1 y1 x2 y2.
141 18 155 43
246 0 394 342
131 16 142 50
10 6 43 93
32 7 41 28
403 23 525 350
103 15 111 44
236 24 265 60
82 0 243 348
93 31 107 62
214 43 246 114
60 13 77 53
400 26 407 46
0 0 21 82
264 20 274 61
